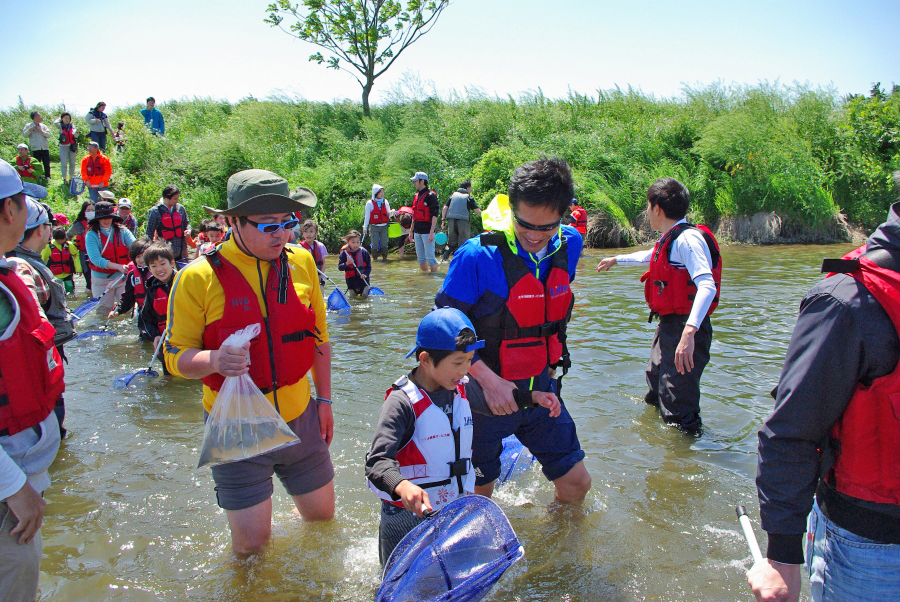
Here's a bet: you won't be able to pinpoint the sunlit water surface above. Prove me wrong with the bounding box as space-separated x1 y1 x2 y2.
39 243 856 601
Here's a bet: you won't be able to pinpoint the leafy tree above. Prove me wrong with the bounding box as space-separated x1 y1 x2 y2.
265 0 449 116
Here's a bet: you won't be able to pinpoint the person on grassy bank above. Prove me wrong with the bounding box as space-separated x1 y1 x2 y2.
80 141 112 202
117 198 137 235
434 157 591 506
364 184 391 261
145 185 190 261
140 97 165 136
596 178 721 434
748 193 900 602
409 172 439 273
85 201 136 312
22 111 51 182
440 179 481 261
53 112 78 186
85 102 114 151
0 162 64 602
13 144 40 184
164 170 334 557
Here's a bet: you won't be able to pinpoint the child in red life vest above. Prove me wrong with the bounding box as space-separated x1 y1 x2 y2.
338 229 371 297
365 307 560 565
298 219 327 286
14 143 40 183
42 227 81 294
108 238 153 326
136 244 177 374
197 221 224 255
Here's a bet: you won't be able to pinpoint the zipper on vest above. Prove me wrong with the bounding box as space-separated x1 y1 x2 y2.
256 261 281 415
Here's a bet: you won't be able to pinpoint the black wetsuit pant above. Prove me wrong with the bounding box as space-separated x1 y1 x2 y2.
645 314 712 431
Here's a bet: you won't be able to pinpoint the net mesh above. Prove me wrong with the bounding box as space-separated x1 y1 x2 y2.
327 288 351 313
498 435 535 485
377 495 524 602
73 330 115 340
113 369 158 390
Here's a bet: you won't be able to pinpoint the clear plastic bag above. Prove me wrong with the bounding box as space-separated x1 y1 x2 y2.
197 323 300 468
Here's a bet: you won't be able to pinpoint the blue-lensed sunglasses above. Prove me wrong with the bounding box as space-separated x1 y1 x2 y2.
243 216 300 233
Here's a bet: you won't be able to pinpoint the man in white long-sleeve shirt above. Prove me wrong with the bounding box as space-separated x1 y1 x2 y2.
597 178 721 433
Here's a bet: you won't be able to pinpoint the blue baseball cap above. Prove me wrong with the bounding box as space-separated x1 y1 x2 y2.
406 307 485 358
0 159 47 200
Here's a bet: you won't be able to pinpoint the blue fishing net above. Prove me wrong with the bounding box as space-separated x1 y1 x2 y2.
377 495 524 602
497 435 535 485
327 288 351 313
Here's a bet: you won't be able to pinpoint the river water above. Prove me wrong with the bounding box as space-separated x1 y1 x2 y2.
38 242 857 601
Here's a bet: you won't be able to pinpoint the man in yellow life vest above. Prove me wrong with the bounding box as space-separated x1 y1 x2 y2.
164 169 334 557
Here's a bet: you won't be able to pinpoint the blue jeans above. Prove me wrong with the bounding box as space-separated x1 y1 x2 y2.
807 499 900 601
88 186 108 202
413 232 436 266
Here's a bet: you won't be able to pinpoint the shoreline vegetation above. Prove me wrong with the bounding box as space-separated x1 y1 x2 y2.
2 82 897 250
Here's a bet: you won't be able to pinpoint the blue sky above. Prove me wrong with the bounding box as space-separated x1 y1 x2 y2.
1 0 897 112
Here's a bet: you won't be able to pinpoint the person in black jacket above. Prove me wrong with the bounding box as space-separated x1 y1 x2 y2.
749 189 900 601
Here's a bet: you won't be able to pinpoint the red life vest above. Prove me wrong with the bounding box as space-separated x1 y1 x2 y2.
825 253 900 506
47 243 74 275
158 206 184 240
472 233 574 381
84 154 104 177
200 250 319 394
0 268 65 437
340 246 368 280
16 156 36 180
127 263 147 308
368 376 475 510
59 124 76 146
150 285 169 333
300 240 326 272
571 206 587 235
369 201 389 225
74 219 88 252
641 223 722 317
89 228 130 275
412 190 433 223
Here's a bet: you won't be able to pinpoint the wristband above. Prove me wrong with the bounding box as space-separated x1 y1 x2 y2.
315 397 332 405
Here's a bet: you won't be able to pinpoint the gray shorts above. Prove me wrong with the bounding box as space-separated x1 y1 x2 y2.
210 399 334 511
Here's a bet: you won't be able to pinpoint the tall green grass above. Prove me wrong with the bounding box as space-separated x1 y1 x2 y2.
2 82 897 249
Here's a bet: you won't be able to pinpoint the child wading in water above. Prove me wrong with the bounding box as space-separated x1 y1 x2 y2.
338 229 371 298
43 226 81 294
365 307 561 565
109 238 152 323
299 219 327 286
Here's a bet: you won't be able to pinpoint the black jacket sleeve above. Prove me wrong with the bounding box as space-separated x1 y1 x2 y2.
116 274 136 315
756 274 899 563
365 388 416 498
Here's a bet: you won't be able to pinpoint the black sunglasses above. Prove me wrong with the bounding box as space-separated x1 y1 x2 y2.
512 213 561 232
243 216 300 233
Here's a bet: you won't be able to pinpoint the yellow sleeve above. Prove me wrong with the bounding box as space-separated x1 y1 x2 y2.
163 262 214 377
71 244 82 273
40 246 51 262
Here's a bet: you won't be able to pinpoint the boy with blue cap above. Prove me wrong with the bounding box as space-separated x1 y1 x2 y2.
365 307 559 564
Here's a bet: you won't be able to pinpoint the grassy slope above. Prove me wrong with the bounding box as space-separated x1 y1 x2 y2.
2 82 897 250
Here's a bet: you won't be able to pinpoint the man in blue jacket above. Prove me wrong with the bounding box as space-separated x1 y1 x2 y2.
434 157 591 505
140 97 165 136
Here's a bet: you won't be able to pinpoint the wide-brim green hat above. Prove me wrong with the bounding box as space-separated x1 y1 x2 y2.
203 169 317 216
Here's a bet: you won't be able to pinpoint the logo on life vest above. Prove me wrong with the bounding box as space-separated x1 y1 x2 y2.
231 297 251 310
464 416 473 427
549 284 569 297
